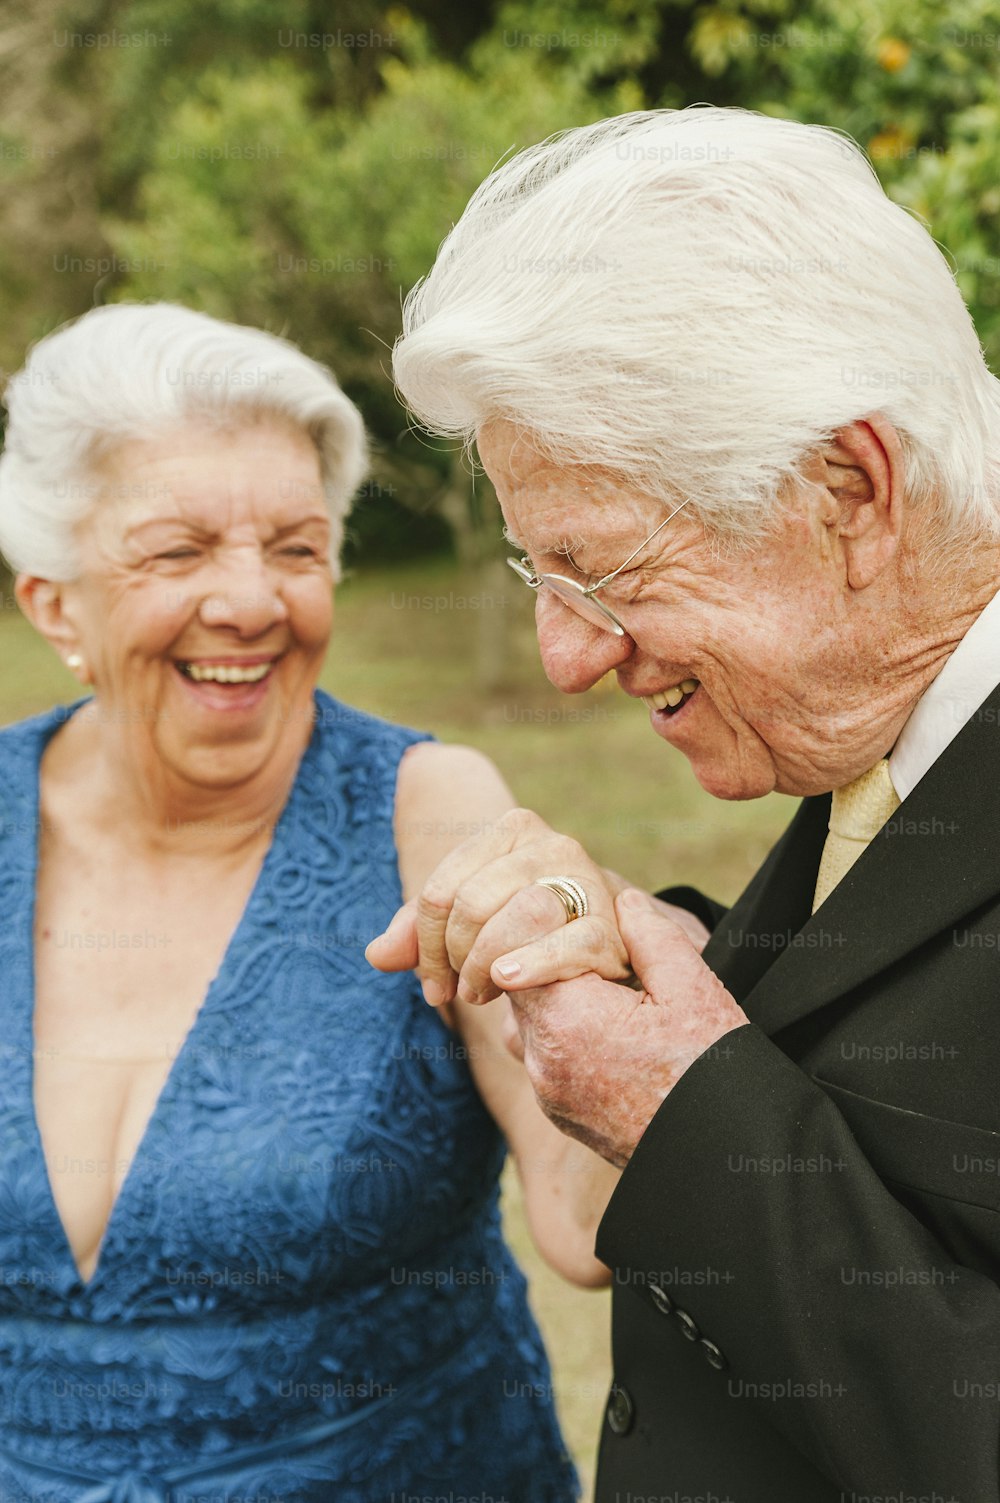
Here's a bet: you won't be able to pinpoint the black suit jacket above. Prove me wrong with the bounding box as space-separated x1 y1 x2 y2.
593 680 1000 1501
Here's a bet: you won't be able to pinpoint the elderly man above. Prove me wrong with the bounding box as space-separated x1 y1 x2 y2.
381 106 1000 1498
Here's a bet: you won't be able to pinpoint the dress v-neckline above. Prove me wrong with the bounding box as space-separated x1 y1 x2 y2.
21 698 313 1293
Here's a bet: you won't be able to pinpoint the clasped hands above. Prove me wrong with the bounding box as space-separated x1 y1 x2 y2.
366 808 749 1167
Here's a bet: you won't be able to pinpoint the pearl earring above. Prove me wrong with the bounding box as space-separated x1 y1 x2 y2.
66 653 84 673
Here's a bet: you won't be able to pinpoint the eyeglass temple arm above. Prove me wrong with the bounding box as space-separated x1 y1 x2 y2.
588 497 692 592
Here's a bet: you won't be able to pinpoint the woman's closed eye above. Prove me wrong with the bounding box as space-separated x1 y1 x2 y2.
273 543 324 563
154 547 200 562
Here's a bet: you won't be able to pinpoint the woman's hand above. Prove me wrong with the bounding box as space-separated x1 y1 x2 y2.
367 806 630 1005
366 804 710 1007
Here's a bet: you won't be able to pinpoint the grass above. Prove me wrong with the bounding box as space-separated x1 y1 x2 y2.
0 557 794 1497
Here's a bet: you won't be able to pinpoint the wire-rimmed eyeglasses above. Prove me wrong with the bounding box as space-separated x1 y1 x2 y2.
506 497 691 637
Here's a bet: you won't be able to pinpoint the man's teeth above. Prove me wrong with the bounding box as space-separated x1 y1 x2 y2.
181 662 273 684
644 679 699 711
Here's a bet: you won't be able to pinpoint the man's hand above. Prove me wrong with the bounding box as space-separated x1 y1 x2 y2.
502 888 750 1168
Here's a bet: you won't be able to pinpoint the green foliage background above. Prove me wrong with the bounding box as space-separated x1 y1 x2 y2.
3 0 999 563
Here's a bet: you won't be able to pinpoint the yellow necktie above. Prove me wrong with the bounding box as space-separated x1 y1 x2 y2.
812 758 901 913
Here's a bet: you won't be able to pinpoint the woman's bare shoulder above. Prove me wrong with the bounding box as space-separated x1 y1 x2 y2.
393 741 517 900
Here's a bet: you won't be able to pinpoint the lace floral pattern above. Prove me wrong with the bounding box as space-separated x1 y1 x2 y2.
0 692 578 1501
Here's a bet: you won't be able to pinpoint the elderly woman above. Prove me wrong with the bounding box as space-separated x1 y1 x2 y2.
0 302 615 1501
382 107 1000 1499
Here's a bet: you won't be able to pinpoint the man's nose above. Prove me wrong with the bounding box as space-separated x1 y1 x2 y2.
535 593 633 692
197 551 290 635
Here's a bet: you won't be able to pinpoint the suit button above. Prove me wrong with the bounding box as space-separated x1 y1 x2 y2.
673 1308 700 1341
606 1383 635 1436
649 1282 673 1315
700 1339 728 1371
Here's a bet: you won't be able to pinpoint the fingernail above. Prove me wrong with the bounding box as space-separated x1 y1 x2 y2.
493 958 521 981
619 887 650 910
422 978 444 1007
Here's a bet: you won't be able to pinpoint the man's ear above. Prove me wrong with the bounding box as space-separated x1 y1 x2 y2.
820 412 905 590
14 575 89 678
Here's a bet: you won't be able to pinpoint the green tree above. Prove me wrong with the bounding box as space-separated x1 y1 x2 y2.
98 4 662 677
4 0 1000 582
684 0 1000 358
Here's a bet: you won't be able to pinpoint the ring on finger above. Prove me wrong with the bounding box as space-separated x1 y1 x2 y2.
533 875 590 923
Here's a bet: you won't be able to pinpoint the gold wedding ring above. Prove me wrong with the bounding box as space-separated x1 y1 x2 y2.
534 876 590 922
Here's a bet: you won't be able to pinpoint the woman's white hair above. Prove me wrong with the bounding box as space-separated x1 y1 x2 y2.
393 105 1000 548
0 301 367 580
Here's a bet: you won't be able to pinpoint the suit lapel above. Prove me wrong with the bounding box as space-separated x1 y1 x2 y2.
701 794 829 1001
704 681 1000 1037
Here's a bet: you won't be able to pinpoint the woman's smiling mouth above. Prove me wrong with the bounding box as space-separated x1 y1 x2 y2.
176 658 278 684
173 655 283 709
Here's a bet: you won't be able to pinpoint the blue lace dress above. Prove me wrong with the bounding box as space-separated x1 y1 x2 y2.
0 690 579 1502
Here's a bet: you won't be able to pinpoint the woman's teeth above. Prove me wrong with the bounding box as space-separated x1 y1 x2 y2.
643 678 699 711
179 662 273 684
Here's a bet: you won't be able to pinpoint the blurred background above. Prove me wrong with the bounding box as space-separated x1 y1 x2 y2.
1 0 998 1490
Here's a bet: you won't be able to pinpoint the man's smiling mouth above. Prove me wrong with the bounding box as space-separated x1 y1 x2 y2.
643 678 699 715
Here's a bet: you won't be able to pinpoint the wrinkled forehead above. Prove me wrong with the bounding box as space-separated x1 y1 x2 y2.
476 417 578 499
84 420 328 540
476 417 654 552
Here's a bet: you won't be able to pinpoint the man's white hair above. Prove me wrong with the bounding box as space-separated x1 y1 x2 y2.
0 301 367 580
393 106 1000 547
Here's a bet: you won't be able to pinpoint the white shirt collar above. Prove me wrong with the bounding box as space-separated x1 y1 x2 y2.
889 585 1000 801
